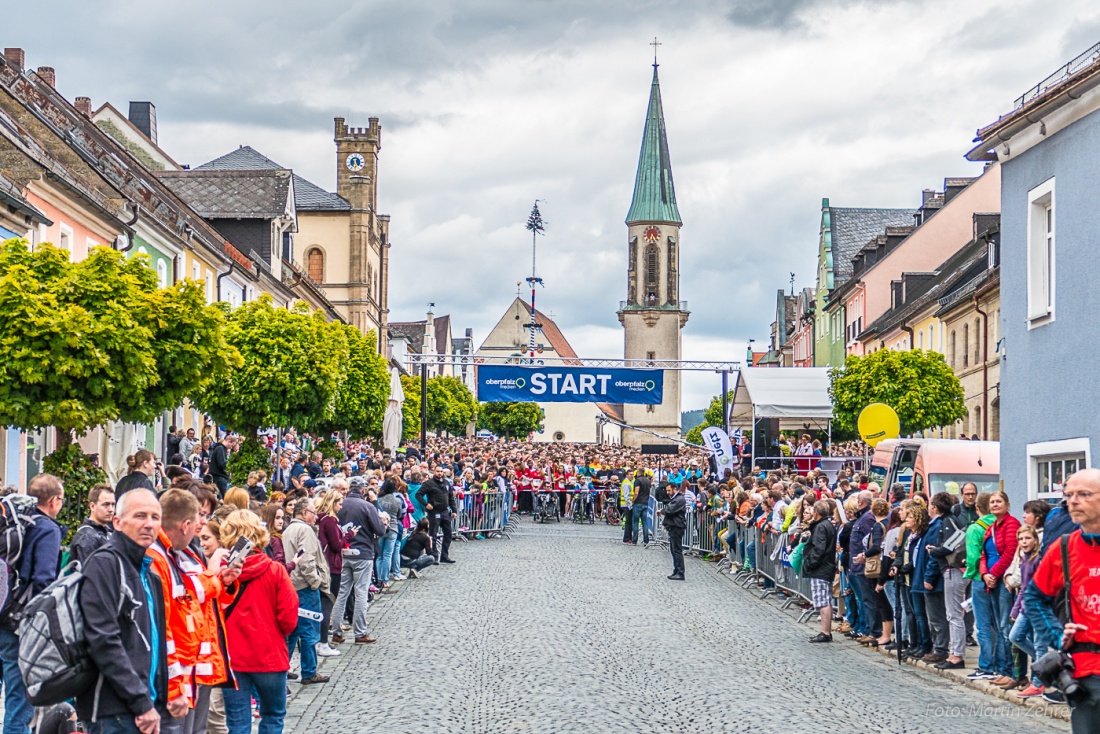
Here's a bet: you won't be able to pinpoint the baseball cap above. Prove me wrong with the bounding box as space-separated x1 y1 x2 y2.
349 476 368 490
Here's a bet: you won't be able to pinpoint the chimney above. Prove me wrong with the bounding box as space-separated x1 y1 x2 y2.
75 96 92 117
36 66 55 89
128 101 157 144
3 48 24 72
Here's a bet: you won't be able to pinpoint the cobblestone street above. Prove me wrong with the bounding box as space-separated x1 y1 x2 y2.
285 519 1069 734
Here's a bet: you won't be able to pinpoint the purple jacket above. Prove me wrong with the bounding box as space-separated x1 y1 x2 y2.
1010 552 1041 618
847 506 874 576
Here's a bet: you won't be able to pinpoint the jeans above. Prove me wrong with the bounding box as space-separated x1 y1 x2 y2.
319 574 338 646
0 627 32 734
1010 614 1048 687
401 554 436 571
909 591 933 653
925 590 949 656
973 581 1014 676
223 670 286 734
943 568 968 657
631 504 650 544
1068 674 1100 734
376 533 397 584
88 716 143 734
287 587 321 679
332 557 372 638
856 575 881 637
391 527 404 577
162 683 209 734
846 572 864 632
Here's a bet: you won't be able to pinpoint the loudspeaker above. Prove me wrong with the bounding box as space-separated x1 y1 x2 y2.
641 443 679 455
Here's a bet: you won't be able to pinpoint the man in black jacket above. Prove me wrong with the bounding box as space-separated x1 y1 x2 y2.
207 436 236 497
77 488 170 734
332 477 387 644
802 500 839 643
416 466 457 564
661 482 686 580
70 484 115 566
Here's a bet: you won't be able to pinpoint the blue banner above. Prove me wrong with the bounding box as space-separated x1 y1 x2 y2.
478 365 663 404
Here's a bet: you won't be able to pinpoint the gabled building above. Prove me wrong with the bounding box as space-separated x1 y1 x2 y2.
758 289 797 367
967 41 1100 506
388 309 454 379
813 202 917 368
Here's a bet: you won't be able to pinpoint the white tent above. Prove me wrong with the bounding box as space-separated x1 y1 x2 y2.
728 368 833 429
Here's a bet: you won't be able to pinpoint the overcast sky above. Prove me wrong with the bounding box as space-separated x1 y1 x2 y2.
6 1 1099 410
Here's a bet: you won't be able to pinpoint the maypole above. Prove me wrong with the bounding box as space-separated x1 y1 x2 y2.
525 201 546 363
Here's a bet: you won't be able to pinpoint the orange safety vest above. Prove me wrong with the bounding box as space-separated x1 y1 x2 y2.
148 529 236 705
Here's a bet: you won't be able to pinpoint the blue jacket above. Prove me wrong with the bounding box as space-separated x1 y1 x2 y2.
1039 502 1077 558
848 506 874 576
915 518 943 594
1 509 62 629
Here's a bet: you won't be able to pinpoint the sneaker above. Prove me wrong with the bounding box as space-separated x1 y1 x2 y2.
934 659 965 670
1042 690 1066 704
967 670 998 680
440 557 456 564
369 585 380 593
300 674 329 685
407 568 420 579
355 635 378 644
394 574 407 581
287 672 299 680
1017 684 1045 698
315 643 341 657
966 635 978 647
808 633 833 643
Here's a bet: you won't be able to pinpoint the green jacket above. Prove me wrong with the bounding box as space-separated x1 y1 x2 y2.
964 513 995 580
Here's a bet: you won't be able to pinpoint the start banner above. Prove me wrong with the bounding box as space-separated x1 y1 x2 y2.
477 365 663 404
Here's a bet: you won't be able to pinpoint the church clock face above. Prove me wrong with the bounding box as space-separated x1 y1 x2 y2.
345 153 365 172
643 226 661 243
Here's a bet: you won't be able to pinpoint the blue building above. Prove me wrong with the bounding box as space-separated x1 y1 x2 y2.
967 43 1100 507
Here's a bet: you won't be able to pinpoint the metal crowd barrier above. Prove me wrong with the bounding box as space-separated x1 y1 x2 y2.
643 497 667 550
452 491 513 541
750 525 818 623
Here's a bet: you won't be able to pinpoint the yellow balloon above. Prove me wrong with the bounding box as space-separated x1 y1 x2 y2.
858 403 900 447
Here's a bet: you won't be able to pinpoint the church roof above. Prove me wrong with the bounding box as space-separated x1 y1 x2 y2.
156 169 293 219
626 66 681 225
195 146 350 212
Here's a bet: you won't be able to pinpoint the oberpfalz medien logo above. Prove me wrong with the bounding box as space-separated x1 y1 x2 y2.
614 379 657 392
484 377 523 391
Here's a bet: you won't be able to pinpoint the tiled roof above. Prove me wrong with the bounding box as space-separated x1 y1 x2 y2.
830 207 917 287
195 146 350 212
387 316 452 356
0 171 51 225
156 169 292 219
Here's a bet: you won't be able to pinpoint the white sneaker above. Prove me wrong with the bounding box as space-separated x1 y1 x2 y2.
316 643 341 657
394 573 407 581
408 568 420 579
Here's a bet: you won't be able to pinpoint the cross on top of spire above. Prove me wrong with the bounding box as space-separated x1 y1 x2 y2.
650 37 661 68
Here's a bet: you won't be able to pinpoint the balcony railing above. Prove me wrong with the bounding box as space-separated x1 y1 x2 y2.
619 299 689 312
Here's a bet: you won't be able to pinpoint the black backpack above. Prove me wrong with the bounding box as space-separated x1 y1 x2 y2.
0 495 46 621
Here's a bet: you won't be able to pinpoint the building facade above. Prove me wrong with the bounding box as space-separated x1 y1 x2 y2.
617 64 687 447
967 43 1100 507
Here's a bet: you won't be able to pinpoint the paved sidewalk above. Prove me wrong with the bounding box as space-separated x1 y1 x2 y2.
284 519 1069 733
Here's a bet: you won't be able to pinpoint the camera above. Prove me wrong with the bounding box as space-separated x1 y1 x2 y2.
1032 650 1081 698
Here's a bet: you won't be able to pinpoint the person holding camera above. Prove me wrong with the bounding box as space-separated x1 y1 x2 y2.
1025 468 1100 732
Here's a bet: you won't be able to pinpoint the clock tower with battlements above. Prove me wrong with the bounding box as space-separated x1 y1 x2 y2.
617 64 688 447
334 117 389 340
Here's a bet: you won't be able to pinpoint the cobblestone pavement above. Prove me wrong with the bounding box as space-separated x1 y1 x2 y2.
284 518 1069 734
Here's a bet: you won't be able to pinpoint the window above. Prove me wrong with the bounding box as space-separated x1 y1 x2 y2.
974 317 981 365
949 330 956 367
156 259 168 288
644 244 659 303
1027 438 1090 499
205 272 214 303
973 406 981 439
192 262 200 280
918 330 923 350
1027 178 1055 326
306 248 324 284
962 324 969 368
58 224 73 259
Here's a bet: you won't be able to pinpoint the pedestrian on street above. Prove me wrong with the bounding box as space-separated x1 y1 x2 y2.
803 500 838 643
207 436 236 498
630 470 651 546
333 477 387 644
662 481 686 580
282 497 331 685
416 466 456 564
115 449 157 499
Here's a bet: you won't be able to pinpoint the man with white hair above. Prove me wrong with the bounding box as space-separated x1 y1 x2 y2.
847 490 877 640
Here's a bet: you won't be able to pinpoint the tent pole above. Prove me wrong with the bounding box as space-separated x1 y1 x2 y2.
721 370 729 436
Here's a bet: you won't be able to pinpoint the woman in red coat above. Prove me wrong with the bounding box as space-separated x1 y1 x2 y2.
977 491 1021 687
218 510 299 734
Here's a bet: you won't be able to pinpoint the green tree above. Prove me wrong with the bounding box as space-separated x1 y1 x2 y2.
0 238 235 528
400 374 422 441
477 402 543 439
193 295 348 476
684 395 727 445
829 349 966 438
0 238 235 438
305 326 389 439
428 376 478 436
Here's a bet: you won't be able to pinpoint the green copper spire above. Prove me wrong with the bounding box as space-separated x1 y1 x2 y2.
626 65 681 225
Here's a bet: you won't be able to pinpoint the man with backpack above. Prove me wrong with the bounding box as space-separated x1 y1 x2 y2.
0 474 64 734
77 488 169 734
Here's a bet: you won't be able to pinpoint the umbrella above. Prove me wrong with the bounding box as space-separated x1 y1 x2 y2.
382 368 404 451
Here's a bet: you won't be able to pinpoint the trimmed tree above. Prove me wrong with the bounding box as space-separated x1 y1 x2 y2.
192 295 348 477
400 374 422 441
305 326 389 440
829 349 967 438
0 238 236 529
428 376 478 436
477 402 543 440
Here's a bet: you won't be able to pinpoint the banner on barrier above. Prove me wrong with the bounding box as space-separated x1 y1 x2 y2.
477 365 663 404
701 426 736 472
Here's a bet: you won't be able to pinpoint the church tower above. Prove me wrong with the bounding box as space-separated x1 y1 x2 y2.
618 63 688 447
334 117 389 348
